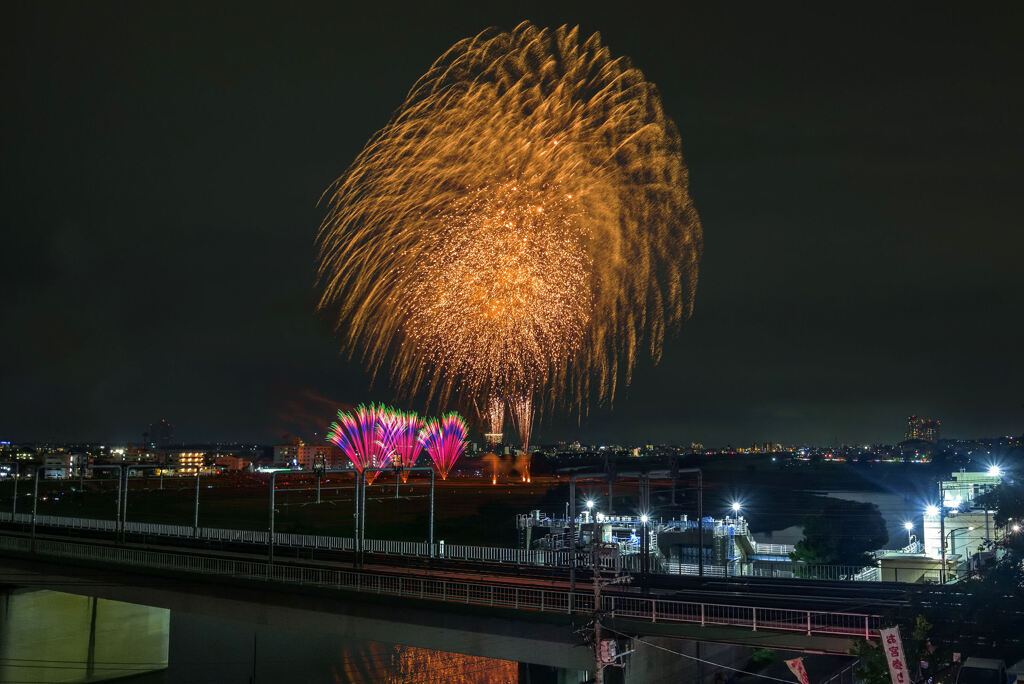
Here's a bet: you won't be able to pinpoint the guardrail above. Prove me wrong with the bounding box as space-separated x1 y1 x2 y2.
668 560 881 581
0 534 880 640
3 513 607 568
2 513 882 579
751 541 796 556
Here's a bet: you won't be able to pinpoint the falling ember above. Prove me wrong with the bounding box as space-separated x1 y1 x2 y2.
510 395 534 482
418 413 468 480
377 408 424 483
483 396 505 447
327 404 391 485
317 21 702 415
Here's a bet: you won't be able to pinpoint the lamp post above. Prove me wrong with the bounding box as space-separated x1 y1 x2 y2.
944 526 974 555
193 469 200 538
120 464 160 541
268 465 435 566
313 455 325 505
5 462 19 522
567 467 704 611
31 463 122 549
904 521 914 548
640 512 650 593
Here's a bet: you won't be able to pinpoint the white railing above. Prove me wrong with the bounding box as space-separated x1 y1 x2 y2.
0 513 870 580
3 513 603 567
0 534 880 640
897 540 923 554
751 541 796 556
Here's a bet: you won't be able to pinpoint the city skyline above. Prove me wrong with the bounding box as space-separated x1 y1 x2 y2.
2 3 1020 445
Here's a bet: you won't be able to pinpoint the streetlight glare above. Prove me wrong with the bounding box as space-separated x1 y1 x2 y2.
987 465 1002 477
640 514 649 524
586 499 595 509
731 501 742 512
926 505 939 517
904 522 913 531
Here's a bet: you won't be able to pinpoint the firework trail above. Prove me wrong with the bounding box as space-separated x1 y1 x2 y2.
510 395 534 482
327 404 391 485
418 413 468 480
377 408 424 482
317 21 702 416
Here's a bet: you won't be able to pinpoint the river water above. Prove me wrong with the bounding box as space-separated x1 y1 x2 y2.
0 588 582 683
755 489 927 550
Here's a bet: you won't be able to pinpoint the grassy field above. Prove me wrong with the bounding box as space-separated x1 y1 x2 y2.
0 474 577 548
0 465 893 548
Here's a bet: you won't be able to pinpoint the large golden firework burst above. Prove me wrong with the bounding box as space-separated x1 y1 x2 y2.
317 21 702 415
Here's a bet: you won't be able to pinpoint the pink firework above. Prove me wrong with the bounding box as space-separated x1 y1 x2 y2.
377 408 424 482
327 403 391 485
418 413 468 480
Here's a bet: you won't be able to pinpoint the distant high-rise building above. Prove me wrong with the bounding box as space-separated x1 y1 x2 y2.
146 419 174 447
906 415 940 442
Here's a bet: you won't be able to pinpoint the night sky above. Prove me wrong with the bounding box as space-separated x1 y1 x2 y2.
2 3 1021 446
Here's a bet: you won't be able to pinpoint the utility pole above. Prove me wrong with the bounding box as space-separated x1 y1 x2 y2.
589 541 632 683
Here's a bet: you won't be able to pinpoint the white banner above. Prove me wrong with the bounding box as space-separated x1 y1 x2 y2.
880 626 909 684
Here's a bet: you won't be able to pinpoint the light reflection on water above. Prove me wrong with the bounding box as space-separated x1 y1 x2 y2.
0 588 527 683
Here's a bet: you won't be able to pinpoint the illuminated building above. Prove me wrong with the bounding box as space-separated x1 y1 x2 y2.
273 441 345 470
174 452 205 475
296 444 344 470
906 415 940 442
273 442 299 467
214 455 251 471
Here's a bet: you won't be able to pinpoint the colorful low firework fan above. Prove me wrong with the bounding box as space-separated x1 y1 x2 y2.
327 403 391 485
418 413 468 480
377 408 424 482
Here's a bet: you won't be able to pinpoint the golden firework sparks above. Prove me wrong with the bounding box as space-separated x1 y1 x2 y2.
318 22 702 415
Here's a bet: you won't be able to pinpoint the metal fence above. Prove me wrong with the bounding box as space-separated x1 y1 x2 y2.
667 559 882 582
0 534 880 640
4 513 597 566
3 513 885 580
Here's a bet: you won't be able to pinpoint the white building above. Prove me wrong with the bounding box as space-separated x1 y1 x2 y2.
941 469 1001 508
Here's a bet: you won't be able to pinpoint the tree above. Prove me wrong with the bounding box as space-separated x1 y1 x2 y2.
790 498 888 567
851 639 890 684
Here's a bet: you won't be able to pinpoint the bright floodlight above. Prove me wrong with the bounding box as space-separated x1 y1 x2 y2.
731 501 742 513
640 514 649 524
926 505 939 517
988 465 1002 477
586 499 595 509
1013 524 1021 533
904 522 913 531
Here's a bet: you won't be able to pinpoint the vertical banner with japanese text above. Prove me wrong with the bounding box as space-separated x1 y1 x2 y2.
785 657 810 684
880 626 908 684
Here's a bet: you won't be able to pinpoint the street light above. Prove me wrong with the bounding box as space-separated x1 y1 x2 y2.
925 505 939 517
944 526 974 556
731 501 742 514
903 521 914 547
987 465 1002 477
586 499 595 510
640 513 649 524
